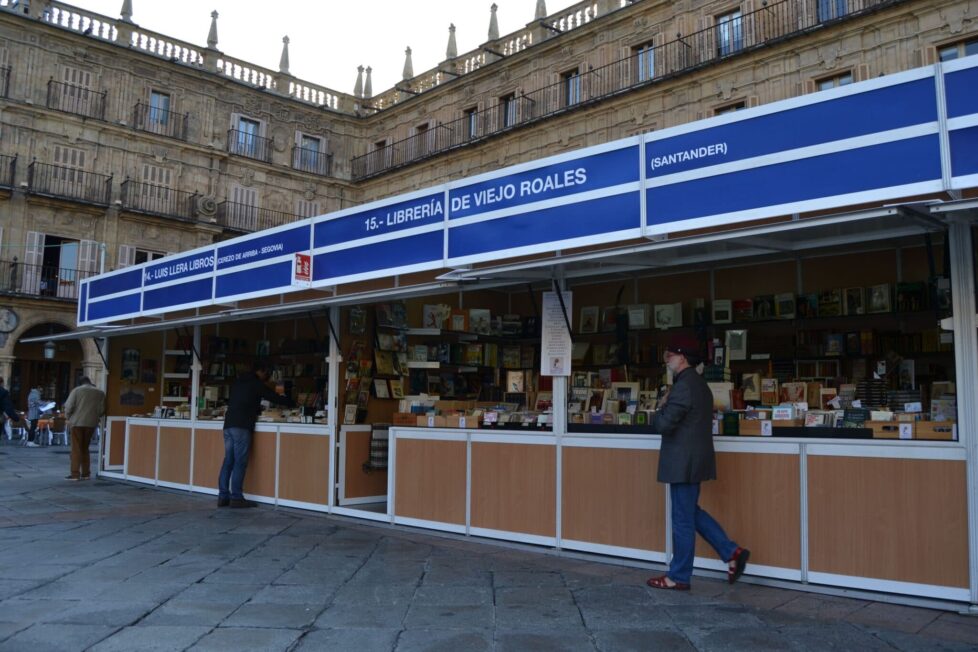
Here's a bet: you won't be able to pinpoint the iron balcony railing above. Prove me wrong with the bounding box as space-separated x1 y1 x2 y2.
0 65 10 99
0 258 91 300
352 0 897 180
227 128 272 162
132 102 189 140
120 178 197 219
27 160 112 204
291 145 333 177
0 154 15 188
46 79 106 120
215 200 299 233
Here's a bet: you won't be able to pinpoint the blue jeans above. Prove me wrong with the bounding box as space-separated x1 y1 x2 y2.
668 482 738 584
218 427 252 500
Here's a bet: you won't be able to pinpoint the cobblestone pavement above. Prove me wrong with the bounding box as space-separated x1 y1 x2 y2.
0 444 975 651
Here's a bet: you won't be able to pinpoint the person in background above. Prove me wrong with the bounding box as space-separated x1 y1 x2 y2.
0 377 25 439
646 334 750 591
63 377 105 480
26 384 42 447
218 362 295 508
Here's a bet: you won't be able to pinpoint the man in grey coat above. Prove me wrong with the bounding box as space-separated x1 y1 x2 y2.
646 334 749 590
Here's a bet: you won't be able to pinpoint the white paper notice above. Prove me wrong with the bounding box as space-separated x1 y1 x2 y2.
760 420 773 437
899 423 913 439
541 291 573 376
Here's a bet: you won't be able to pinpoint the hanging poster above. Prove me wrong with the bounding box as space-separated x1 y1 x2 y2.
541 291 572 377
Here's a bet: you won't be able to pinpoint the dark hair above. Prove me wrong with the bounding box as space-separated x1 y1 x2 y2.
252 361 272 375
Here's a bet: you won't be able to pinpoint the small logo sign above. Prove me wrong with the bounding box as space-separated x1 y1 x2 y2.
294 253 312 285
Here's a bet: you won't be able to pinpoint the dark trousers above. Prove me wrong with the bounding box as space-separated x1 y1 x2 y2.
28 418 38 443
69 426 95 478
668 482 738 584
218 427 252 500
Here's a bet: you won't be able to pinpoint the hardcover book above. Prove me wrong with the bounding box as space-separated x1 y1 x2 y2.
775 292 796 319
373 378 390 399
867 284 891 313
759 378 779 406
844 287 864 315
741 373 761 401
796 293 818 319
502 346 521 369
712 299 732 324
469 308 492 335
732 299 754 322
818 289 843 317
753 295 775 320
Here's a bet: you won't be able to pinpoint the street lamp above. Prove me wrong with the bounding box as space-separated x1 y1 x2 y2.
43 340 56 360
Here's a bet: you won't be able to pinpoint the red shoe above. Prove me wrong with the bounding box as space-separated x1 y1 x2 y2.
728 547 750 584
646 574 690 591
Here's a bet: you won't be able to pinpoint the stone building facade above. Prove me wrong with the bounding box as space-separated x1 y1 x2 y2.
0 0 975 407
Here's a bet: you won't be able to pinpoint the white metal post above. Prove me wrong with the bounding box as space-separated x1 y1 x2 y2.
190 325 201 421
946 217 978 609
327 305 341 511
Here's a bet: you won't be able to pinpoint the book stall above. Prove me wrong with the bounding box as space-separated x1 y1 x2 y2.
61 57 978 606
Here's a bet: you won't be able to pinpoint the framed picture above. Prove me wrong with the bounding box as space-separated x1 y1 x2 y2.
601 306 618 332
343 404 359 425
713 345 726 367
725 329 747 361
844 287 864 315
868 284 891 313
610 382 641 403
627 304 650 330
775 293 796 320
121 348 140 381
579 306 599 334
712 299 732 325
654 303 682 329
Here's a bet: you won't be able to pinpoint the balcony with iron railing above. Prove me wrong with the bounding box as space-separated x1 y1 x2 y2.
132 102 189 140
352 0 899 180
291 146 333 177
27 160 112 204
120 178 198 220
215 201 299 233
0 154 15 188
227 129 272 163
46 79 106 120
0 65 10 98
0 259 91 300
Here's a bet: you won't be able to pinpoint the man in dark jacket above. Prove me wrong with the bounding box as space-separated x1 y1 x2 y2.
646 335 749 590
218 362 294 508
0 377 24 438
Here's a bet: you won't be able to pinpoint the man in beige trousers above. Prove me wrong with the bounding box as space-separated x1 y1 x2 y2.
63 377 105 480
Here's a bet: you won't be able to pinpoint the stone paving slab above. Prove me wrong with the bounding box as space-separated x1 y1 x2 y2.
0 445 976 652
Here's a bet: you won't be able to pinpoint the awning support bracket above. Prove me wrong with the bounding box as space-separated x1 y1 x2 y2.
177 326 202 366
91 337 108 370
323 308 340 349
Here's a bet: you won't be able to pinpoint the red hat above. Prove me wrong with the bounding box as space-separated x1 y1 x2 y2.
665 334 701 360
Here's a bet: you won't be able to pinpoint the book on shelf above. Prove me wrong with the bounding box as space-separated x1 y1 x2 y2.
867 283 891 313
753 295 775 320
377 333 395 351
464 343 484 366
818 289 842 317
391 303 408 328
502 346 521 368
895 282 926 312
501 314 523 337
824 333 844 356
571 342 589 363
732 299 753 322
712 299 732 324
449 309 468 332
796 293 818 319
741 373 761 401
483 343 498 367
375 303 394 327
759 378 779 406
422 304 450 329
469 308 491 335
780 382 806 403
375 350 397 376
806 381 823 407
819 387 838 410
348 307 366 334
844 287 864 315
708 381 734 411
520 345 535 369
411 345 429 362
505 370 525 393
373 378 390 399
842 407 870 427
775 292 796 319
653 303 682 329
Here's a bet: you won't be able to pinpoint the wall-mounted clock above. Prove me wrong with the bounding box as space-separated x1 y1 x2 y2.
0 308 18 333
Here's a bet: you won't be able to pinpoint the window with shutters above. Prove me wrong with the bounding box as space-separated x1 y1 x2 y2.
229 184 259 231
293 132 328 175
500 93 518 128
138 163 172 212
59 65 93 113
938 36 978 61
464 107 479 140
714 101 746 116
715 9 743 57
295 199 321 218
633 41 655 83
817 0 847 22
148 90 171 131
52 145 86 188
815 71 853 91
0 47 9 98
562 68 581 107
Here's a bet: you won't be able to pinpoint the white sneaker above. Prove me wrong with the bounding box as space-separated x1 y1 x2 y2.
25 442 38 447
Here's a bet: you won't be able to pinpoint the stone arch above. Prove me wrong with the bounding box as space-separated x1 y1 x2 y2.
0 310 104 388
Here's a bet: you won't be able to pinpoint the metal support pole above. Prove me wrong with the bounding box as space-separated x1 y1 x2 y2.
946 217 978 609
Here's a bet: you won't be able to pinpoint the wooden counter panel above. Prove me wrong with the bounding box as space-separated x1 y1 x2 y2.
344 429 388 499
561 447 665 551
192 427 223 489
697 452 801 570
242 431 277 498
471 442 556 537
127 424 157 480
808 456 968 588
107 420 126 466
394 439 466 525
157 426 191 485
279 433 330 505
